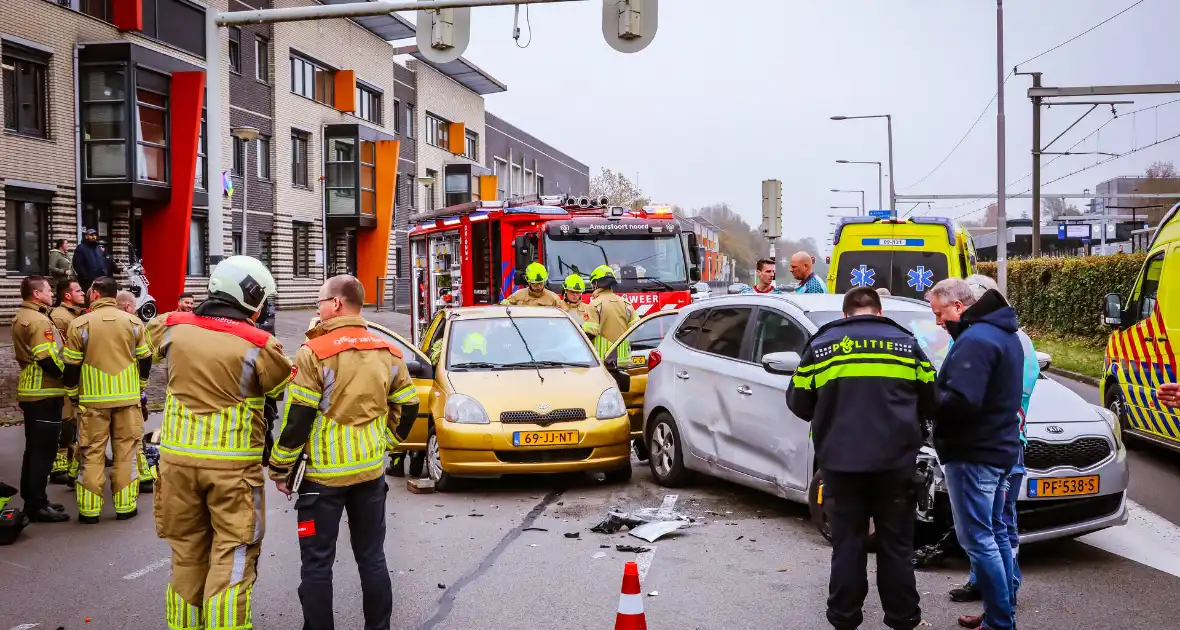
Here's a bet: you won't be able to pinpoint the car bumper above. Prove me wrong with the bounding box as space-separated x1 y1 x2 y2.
1016 442 1130 543
437 417 632 476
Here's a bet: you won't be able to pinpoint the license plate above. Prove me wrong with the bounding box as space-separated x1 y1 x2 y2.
1028 475 1100 498
629 355 646 366
513 430 580 447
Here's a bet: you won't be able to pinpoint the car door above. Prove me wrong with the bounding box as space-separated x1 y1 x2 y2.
369 324 435 450
419 310 447 363
725 306 813 490
1118 252 1170 438
606 311 681 437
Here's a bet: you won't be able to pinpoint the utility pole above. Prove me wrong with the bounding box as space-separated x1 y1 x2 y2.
995 0 1007 294
1027 72 1043 257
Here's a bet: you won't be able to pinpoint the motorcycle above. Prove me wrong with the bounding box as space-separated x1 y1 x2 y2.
126 256 158 321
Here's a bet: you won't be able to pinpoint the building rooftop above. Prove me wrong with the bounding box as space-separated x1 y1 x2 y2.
395 45 507 95
319 0 416 42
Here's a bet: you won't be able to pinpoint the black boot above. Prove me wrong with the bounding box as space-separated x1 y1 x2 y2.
949 580 982 602
29 506 70 523
115 509 138 521
49 471 71 485
78 514 100 525
140 480 155 494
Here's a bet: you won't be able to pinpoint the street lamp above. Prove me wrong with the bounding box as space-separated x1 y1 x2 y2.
831 189 865 216
230 125 260 258
831 115 896 211
836 160 883 210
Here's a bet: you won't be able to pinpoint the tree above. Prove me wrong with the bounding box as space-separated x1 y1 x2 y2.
589 168 649 209
1042 197 1081 223
961 203 999 228
1146 160 1177 179
690 203 827 282
1137 161 1180 224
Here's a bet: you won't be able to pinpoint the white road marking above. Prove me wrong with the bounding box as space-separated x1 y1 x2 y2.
635 545 657 582
9 624 39 630
123 557 171 580
1080 499 1180 578
1 560 31 570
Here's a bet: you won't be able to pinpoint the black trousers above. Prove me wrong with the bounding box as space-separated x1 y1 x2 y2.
296 476 392 630
824 467 922 630
20 398 63 511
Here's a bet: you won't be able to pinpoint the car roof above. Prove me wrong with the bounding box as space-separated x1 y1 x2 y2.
699 292 931 313
447 305 570 320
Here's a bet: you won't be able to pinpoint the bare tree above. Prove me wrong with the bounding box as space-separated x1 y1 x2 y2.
589 168 649 209
1146 160 1177 179
1042 197 1081 223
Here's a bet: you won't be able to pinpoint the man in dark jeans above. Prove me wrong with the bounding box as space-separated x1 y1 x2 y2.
787 287 936 630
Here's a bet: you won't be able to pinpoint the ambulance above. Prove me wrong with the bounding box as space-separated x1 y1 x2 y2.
1102 202 1180 449
826 216 978 300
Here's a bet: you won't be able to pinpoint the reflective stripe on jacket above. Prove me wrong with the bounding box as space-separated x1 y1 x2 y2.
12 302 68 401
64 299 150 407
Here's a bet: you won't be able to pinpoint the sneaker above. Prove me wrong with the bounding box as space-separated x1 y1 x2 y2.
949 581 982 602
29 506 70 523
79 515 100 525
115 509 138 521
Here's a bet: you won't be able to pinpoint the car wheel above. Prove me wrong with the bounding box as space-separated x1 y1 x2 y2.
407 451 426 478
1105 383 1136 444
604 460 633 484
647 412 691 487
138 301 157 321
426 425 456 492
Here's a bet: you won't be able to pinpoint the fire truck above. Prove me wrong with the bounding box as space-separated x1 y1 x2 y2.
407 195 702 343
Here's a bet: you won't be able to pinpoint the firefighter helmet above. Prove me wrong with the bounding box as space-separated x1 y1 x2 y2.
461 332 488 355
524 262 549 284
563 275 586 292
589 265 616 283
207 255 276 314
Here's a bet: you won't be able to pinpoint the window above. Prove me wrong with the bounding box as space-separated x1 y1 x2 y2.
537 174 545 195
228 27 241 73
82 67 127 179
258 232 274 268
464 130 478 160
293 222 312 277
674 309 708 349
232 233 243 256
324 136 356 215
624 313 678 353
1134 254 1164 324
392 100 400 133
424 169 438 212
291 130 310 187
254 36 269 82
135 88 168 182
494 159 507 199
360 140 376 216
425 113 448 149
750 309 808 363
524 169 534 196
4 199 47 275
355 85 382 124
694 307 751 359
256 135 270 180
2 44 49 138
195 111 207 190
187 215 207 276
510 164 522 197
403 104 414 138
231 135 244 176
290 54 333 105
80 0 110 20
394 247 404 277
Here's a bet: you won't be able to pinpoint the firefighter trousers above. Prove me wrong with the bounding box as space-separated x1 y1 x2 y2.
155 461 265 630
19 398 63 512
76 404 143 517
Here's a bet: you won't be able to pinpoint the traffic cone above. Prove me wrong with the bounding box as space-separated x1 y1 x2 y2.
615 561 648 630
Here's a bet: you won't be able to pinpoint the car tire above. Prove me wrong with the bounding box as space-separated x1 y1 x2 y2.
808 470 878 550
647 412 691 487
1105 382 1136 446
604 460 633 484
426 425 457 492
407 451 426 478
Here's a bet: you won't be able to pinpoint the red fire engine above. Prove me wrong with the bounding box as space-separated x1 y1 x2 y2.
407 194 702 343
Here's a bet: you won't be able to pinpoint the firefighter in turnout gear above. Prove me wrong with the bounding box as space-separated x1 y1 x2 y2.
147 256 293 630
501 262 563 307
585 265 638 361
11 276 71 523
61 276 152 524
269 275 421 630
49 280 86 488
560 274 593 331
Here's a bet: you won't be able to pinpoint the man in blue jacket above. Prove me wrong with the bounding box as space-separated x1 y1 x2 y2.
927 278 1024 630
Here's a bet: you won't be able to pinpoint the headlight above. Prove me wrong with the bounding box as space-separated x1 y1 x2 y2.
1093 404 1123 449
444 394 490 424
596 387 626 419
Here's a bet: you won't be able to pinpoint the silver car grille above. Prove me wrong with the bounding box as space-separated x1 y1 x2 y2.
1025 437 1113 471
499 409 587 424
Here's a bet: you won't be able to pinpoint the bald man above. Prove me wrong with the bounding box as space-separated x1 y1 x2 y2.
790 252 826 294
115 290 137 315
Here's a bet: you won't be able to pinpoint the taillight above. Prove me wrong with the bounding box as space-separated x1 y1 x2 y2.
647 350 662 370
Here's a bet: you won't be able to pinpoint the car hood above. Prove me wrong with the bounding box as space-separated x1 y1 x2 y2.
1026 377 1102 424
446 368 616 418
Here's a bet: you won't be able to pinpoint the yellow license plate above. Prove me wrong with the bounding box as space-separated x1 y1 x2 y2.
513 430 580 447
1028 475 1100 498
630 355 646 366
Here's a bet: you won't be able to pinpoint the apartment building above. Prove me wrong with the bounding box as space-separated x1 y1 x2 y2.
485 112 589 199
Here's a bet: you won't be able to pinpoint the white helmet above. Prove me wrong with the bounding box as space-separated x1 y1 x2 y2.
207 255 276 314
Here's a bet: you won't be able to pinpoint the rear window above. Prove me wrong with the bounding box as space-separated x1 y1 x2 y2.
833 251 949 300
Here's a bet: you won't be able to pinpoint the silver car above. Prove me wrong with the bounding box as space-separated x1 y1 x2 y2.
616 292 1128 544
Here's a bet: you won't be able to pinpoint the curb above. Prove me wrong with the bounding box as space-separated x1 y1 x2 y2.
1046 366 1101 388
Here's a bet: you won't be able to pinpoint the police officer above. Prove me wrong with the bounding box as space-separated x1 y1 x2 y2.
146 256 292 630
49 280 86 488
268 275 420 630
585 265 638 361
11 276 70 523
501 262 563 307
786 287 935 630
62 276 152 523
559 275 593 330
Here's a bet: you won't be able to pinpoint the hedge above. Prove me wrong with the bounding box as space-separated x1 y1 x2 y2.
978 253 1146 340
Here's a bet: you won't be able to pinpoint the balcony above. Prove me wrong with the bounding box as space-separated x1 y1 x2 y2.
323 124 397 230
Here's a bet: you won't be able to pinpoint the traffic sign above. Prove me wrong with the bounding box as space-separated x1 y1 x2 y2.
868 210 893 219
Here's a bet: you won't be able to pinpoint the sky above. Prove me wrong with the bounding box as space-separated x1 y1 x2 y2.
415 0 1180 252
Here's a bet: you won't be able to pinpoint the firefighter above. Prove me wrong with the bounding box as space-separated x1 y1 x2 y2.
146 256 292 630
114 290 157 491
269 275 420 630
62 276 152 524
49 280 86 489
585 265 638 361
11 276 71 523
560 274 593 330
501 262 563 307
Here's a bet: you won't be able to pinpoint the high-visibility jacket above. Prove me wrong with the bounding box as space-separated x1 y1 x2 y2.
12 301 68 401
63 298 150 408
560 299 594 333
50 304 84 335
501 288 563 307
269 316 420 487
146 310 294 469
586 290 637 360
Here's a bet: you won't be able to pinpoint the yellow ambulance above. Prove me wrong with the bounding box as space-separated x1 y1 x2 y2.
1102 203 1180 449
826 216 978 300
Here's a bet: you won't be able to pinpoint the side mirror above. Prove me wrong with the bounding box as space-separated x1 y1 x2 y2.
407 361 434 380
686 233 701 265
689 285 699 294
689 267 701 282
728 283 750 295
1035 352 1051 371
514 270 526 286
762 351 802 375
1103 293 1123 327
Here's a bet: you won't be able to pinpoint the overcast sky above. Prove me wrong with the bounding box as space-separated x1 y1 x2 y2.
426 0 1180 251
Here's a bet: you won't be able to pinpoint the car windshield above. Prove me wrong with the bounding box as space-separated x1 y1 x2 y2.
804 310 952 370
543 234 688 283
834 251 950 300
447 316 599 370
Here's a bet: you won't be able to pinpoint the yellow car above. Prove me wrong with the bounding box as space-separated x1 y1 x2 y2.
413 305 633 490
826 216 978 299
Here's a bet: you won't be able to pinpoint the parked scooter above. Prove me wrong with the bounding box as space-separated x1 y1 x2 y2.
126 255 157 321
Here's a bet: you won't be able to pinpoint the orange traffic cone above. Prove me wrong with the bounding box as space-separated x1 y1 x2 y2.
615 561 648 630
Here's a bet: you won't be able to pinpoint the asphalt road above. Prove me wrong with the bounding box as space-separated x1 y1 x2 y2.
4 404 1180 630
